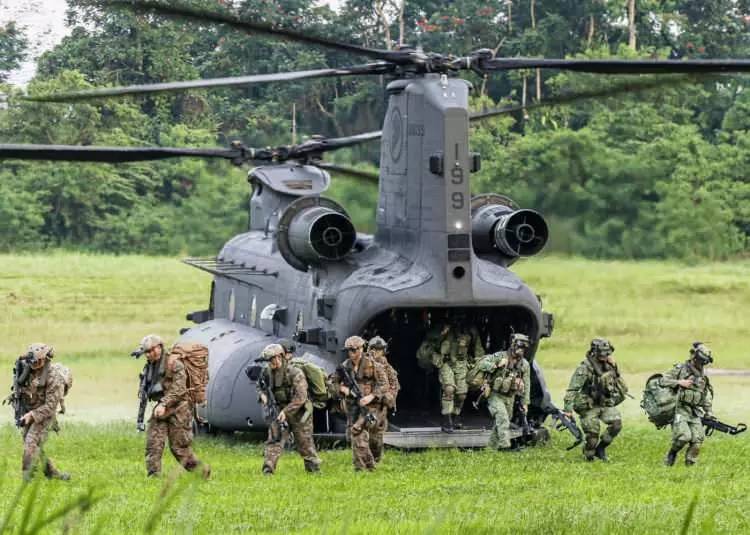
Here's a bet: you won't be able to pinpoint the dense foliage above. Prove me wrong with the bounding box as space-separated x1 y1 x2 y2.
1 0 749 259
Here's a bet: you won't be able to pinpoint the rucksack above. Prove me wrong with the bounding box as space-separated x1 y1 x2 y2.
291 355 329 409
641 373 677 428
51 363 73 414
169 342 209 405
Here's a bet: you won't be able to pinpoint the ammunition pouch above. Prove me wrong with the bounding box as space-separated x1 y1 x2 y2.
678 387 705 407
147 382 164 402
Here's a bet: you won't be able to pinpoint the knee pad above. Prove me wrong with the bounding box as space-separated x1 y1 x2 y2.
442 385 456 399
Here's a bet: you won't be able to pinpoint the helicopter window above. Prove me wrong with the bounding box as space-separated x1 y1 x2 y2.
250 295 257 327
228 289 236 322
452 266 466 279
295 310 304 334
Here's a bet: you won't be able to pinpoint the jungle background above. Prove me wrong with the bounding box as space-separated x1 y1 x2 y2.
1 0 750 260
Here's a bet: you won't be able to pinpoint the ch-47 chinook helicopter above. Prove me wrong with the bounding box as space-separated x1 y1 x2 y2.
4 1 750 447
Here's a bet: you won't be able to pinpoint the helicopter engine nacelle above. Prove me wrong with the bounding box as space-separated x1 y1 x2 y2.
471 195 549 258
277 196 356 271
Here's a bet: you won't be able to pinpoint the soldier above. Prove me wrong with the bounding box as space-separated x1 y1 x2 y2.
435 317 485 432
332 336 388 471
256 343 321 475
138 335 210 478
474 334 531 451
13 343 70 481
563 338 628 461
660 342 714 467
367 336 400 461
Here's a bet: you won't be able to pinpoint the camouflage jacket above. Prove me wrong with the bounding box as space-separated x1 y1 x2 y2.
157 356 190 410
660 361 713 417
564 356 628 412
267 364 309 416
475 352 530 405
438 326 485 365
22 363 66 426
370 351 400 408
332 354 388 408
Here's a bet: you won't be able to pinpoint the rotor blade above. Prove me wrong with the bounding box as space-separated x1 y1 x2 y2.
316 162 379 183
104 0 401 63
24 64 390 102
312 130 383 151
482 57 750 74
0 144 241 163
469 75 711 122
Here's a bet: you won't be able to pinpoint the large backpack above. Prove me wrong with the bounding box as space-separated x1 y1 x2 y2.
291 355 329 409
641 373 677 428
51 363 73 414
169 342 209 404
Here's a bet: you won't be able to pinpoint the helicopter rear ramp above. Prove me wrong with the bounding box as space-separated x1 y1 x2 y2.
382 426 548 449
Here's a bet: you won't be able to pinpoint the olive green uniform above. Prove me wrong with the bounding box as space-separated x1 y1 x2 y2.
660 361 713 464
477 352 530 449
435 326 484 417
332 355 388 470
369 351 399 462
563 356 627 459
262 363 321 473
18 363 68 479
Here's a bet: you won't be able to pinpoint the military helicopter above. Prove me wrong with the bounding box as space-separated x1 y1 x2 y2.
4 0 750 447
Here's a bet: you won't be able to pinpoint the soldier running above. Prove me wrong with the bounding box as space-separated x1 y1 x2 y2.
434 316 484 432
9 343 71 481
256 343 322 475
563 338 628 461
660 342 715 466
137 335 210 478
474 333 531 451
367 336 400 461
332 336 389 471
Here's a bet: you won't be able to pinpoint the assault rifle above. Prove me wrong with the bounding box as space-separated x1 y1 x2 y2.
131 348 162 432
702 417 747 437
513 396 533 445
336 365 377 426
3 353 34 427
246 364 288 442
545 404 584 451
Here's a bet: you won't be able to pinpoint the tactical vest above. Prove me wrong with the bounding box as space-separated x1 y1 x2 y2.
491 358 525 396
145 358 166 402
448 331 473 361
584 357 627 406
270 365 297 406
344 355 380 398
675 363 710 408
23 362 52 409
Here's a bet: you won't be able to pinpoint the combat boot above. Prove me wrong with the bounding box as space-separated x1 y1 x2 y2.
594 441 610 462
664 448 679 467
441 414 454 433
685 444 701 466
304 460 321 473
262 464 274 476
453 414 464 430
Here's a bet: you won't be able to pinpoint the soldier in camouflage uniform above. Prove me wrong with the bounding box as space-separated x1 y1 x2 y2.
660 342 714 467
139 335 209 478
14 343 70 481
563 338 627 461
435 319 484 432
367 336 400 462
332 336 389 471
256 344 321 474
474 334 531 450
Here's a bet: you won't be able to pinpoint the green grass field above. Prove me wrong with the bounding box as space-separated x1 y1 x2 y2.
1 252 748 533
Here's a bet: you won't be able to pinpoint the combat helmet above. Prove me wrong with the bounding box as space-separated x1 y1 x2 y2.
343 336 366 350
278 338 296 354
140 334 164 352
509 333 531 350
368 336 387 351
27 343 54 365
589 338 614 357
257 343 285 362
689 342 713 365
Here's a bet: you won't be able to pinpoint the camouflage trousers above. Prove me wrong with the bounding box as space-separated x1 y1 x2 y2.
350 405 385 471
146 401 201 475
21 419 62 479
578 406 622 458
264 409 321 473
487 394 514 449
439 360 468 416
671 406 705 463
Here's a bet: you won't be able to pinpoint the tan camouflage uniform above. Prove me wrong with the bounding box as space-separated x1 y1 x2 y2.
19 362 68 479
145 355 203 475
368 348 399 463
333 353 388 470
262 363 321 473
